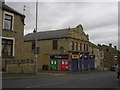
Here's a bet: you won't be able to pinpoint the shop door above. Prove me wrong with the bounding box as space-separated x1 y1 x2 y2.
79 55 83 71
84 55 89 71
71 60 78 72
61 60 69 71
89 55 95 70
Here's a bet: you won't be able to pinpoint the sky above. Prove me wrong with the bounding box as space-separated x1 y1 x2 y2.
5 0 119 49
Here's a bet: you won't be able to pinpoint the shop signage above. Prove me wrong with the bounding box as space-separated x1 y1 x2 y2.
50 54 68 59
72 55 79 59
89 55 95 59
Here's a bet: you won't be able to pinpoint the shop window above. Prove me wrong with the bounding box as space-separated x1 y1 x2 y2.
51 61 53 64
53 40 58 50
2 39 13 57
62 61 64 65
54 61 57 64
65 61 68 65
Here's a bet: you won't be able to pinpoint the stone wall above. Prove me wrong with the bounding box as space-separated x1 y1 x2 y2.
7 64 35 74
5 59 35 73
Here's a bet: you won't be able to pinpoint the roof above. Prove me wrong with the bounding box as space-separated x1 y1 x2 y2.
24 29 70 41
2 3 25 17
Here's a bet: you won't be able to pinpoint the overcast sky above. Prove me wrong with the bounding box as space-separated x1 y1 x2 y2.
5 0 119 49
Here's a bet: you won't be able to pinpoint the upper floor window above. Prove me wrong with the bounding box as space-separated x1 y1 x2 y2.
70 41 74 50
3 11 14 31
84 44 86 51
106 48 109 52
92 48 94 54
79 43 82 51
75 42 78 50
86 44 88 51
2 38 14 57
53 40 58 50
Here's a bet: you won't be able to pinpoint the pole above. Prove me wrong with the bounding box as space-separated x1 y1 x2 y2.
35 0 38 73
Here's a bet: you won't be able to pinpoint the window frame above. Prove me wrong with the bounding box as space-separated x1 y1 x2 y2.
2 37 15 57
79 43 82 51
53 40 58 50
70 41 74 51
75 42 78 50
3 11 14 31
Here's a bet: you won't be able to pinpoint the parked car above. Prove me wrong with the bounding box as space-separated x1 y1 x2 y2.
111 66 116 71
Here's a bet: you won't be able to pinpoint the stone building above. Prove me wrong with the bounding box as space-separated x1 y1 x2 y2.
24 24 104 71
98 43 119 70
1 3 34 73
89 42 104 71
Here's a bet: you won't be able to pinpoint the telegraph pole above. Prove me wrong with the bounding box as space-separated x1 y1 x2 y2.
35 0 38 73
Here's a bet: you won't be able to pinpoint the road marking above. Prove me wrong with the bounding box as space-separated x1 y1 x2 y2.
26 81 68 88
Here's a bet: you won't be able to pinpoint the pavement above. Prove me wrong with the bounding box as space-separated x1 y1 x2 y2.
1 70 100 80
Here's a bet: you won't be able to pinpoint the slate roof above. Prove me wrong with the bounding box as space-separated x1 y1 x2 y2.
2 3 25 16
24 28 73 41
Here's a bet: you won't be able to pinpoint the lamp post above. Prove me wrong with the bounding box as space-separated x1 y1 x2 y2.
35 0 38 73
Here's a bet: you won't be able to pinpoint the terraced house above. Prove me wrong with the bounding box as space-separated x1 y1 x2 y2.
24 24 104 72
0 2 34 73
98 43 120 71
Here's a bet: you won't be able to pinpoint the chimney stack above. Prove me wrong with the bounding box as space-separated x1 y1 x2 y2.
109 43 112 47
114 46 117 49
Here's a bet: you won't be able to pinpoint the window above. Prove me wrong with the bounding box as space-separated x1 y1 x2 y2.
84 44 86 51
62 61 64 65
53 40 58 50
86 44 88 51
92 48 94 54
54 61 57 64
4 14 13 30
65 61 68 65
71 41 74 50
79 43 82 51
2 39 13 57
51 61 53 64
75 42 78 50
106 49 109 52
32 41 35 50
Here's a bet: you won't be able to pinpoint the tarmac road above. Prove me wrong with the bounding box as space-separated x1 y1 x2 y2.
2 71 120 89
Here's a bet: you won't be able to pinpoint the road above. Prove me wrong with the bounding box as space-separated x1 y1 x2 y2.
2 71 120 89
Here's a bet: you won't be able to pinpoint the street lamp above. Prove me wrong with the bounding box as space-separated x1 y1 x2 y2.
35 0 38 73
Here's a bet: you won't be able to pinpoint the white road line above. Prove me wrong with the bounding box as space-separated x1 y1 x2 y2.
26 81 68 88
